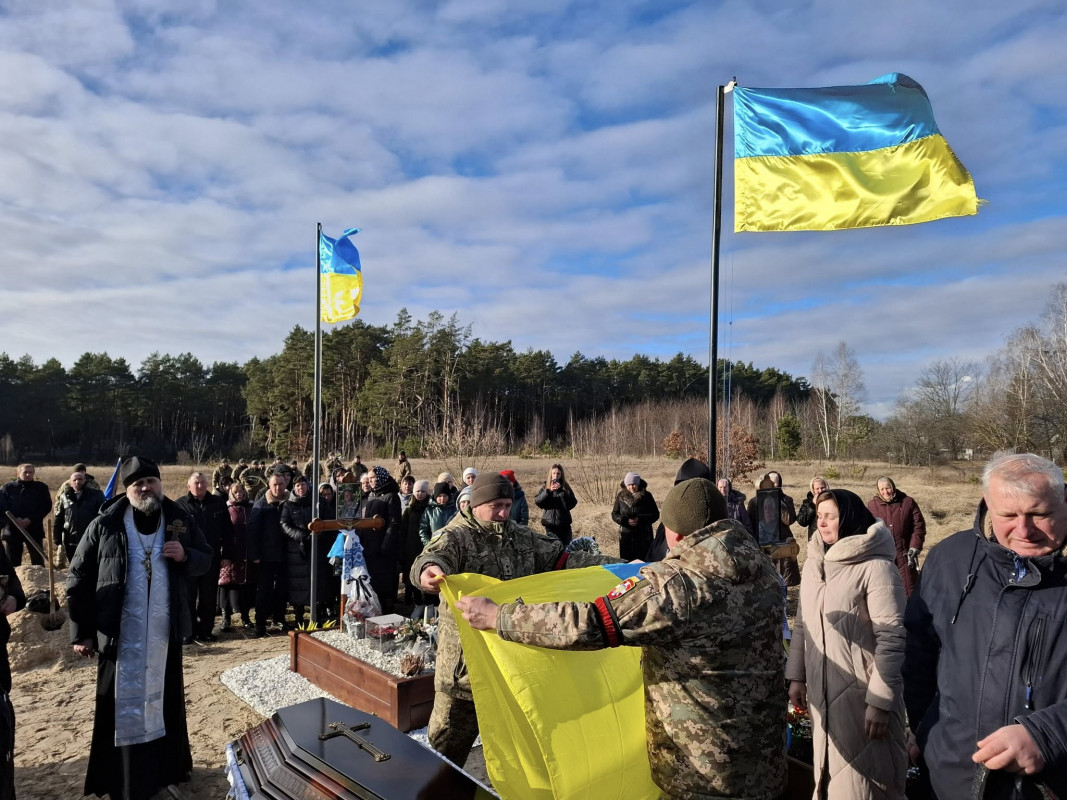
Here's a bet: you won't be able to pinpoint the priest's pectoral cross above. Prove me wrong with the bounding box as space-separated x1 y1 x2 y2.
319 721 391 762
142 552 152 581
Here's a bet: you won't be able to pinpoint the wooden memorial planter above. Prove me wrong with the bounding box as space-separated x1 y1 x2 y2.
289 631 435 733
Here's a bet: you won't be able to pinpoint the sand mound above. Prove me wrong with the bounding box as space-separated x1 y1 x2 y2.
8 564 78 672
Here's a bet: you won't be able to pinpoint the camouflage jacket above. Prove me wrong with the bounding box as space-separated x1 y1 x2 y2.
409 512 619 701
497 519 787 800
211 464 233 488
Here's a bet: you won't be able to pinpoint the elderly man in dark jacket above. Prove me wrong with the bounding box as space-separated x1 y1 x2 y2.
67 456 212 800
1 463 52 566
247 473 290 637
54 469 106 561
904 451 1067 800
175 472 234 643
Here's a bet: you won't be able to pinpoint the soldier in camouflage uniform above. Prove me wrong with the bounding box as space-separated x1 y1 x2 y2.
232 459 249 484
211 459 232 490
411 472 621 768
457 478 788 800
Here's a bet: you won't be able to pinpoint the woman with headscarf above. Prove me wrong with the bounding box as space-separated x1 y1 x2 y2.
786 489 907 799
796 476 830 541
611 472 659 561
866 477 926 597
400 480 431 610
533 463 578 546
366 466 403 613
280 475 316 626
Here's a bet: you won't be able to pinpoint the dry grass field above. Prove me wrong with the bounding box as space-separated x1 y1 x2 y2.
5 456 989 798
28 455 987 562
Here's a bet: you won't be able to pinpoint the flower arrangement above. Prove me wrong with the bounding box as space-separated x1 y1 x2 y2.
786 703 812 764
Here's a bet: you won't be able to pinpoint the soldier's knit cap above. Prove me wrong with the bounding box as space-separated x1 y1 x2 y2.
469 472 513 508
660 478 727 537
120 456 160 488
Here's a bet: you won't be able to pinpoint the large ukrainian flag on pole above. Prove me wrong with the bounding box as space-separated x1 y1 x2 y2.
319 227 362 323
734 73 978 232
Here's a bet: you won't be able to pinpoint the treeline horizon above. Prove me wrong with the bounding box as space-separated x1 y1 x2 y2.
0 309 810 465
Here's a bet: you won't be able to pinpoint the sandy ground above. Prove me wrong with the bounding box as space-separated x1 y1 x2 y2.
8 562 292 800
7 457 986 798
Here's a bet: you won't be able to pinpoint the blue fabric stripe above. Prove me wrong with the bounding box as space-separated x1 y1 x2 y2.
734 73 941 159
319 229 362 275
603 562 645 580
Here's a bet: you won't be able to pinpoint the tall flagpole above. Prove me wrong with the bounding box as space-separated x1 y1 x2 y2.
310 223 323 625
708 85 724 479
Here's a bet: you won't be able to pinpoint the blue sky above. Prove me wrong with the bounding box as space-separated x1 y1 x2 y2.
1 0 1065 419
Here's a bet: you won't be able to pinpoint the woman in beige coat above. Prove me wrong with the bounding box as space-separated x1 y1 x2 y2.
786 489 907 799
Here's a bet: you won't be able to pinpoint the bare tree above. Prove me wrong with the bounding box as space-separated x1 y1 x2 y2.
912 358 980 458
810 341 866 458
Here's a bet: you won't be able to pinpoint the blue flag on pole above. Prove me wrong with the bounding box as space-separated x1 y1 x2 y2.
103 458 122 500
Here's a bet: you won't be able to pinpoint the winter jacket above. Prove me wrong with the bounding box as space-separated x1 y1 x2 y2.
867 490 926 597
1 479 52 541
400 496 429 570
903 500 1067 800
420 497 457 545
499 519 787 800
368 474 403 562
246 490 289 563
610 480 659 561
796 492 818 539
785 521 908 799
280 492 314 605
223 500 251 583
533 484 577 529
174 491 234 568
509 484 530 526
722 488 750 528
66 495 212 653
0 546 26 693
54 486 106 556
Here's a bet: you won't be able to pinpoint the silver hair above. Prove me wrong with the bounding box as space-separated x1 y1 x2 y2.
982 451 1065 497
188 472 208 483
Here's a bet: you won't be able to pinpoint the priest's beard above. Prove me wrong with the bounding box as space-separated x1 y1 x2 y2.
130 494 162 514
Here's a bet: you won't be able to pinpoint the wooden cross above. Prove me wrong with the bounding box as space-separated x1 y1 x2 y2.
319 721 391 762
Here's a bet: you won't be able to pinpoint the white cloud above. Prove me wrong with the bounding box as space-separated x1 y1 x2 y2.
0 0 1065 423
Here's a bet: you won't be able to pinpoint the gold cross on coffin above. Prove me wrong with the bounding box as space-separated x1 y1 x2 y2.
319 722 391 762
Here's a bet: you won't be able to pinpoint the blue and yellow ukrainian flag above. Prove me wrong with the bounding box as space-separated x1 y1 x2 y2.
734 73 978 232
319 227 362 323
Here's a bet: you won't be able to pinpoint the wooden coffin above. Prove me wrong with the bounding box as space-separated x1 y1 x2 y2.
231 697 490 800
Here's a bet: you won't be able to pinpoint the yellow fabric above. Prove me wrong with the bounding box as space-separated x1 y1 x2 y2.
735 134 978 232
441 570 658 800
320 271 362 323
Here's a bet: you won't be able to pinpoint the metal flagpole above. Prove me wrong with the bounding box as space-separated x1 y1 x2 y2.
707 79 736 480
310 223 323 625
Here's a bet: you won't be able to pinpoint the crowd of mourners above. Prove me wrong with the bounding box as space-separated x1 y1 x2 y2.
1 448 1065 800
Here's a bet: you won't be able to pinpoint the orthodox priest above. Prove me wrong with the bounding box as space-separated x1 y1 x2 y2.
67 457 212 800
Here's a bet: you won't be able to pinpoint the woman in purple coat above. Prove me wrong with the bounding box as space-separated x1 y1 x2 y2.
866 476 926 597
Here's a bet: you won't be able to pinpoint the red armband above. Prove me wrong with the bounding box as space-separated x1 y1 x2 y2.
594 596 622 648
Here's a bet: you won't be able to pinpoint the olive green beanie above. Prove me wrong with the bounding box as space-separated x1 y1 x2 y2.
660 478 728 536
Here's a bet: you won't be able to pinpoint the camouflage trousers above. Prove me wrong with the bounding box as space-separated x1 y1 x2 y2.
428 693 479 768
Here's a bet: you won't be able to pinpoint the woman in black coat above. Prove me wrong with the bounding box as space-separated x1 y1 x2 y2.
280 476 315 625
533 463 578 546
610 472 659 561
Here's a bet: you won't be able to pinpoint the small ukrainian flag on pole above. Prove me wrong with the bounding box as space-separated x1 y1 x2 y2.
319 227 362 323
